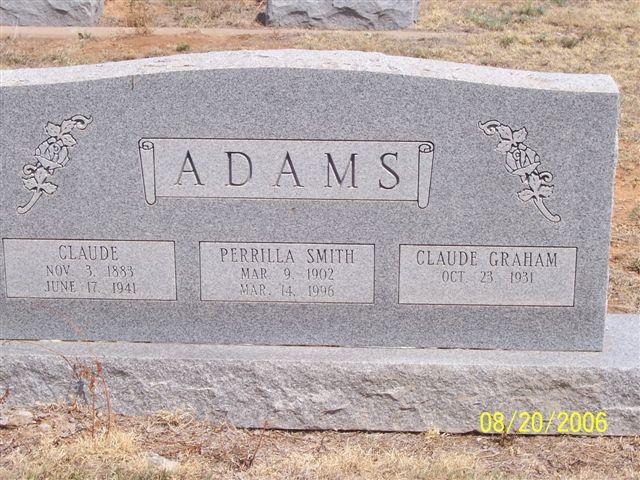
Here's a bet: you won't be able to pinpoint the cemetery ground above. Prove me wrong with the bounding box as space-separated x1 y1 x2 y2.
0 402 638 480
0 0 639 479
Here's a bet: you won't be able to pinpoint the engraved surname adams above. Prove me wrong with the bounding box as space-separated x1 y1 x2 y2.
139 139 434 208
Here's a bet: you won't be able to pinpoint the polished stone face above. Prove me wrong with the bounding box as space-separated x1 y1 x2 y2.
0 50 619 350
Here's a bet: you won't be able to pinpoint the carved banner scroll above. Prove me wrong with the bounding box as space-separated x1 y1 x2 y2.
138 138 434 208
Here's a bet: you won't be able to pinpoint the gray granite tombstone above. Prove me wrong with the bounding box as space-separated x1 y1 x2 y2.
0 50 619 351
264 0 421 30
0 0 104 27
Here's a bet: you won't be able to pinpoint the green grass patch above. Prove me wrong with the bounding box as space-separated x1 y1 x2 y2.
175 42 190 52
500 35 516 47
467 9 512 30
468 3 545 30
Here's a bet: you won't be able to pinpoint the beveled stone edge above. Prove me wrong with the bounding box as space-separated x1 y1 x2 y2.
0 314 637 435
1 314 637 366
0 49 618 94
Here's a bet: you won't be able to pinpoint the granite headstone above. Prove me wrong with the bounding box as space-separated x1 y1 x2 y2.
0 0 104 27
0 50 619 351
264 0 421 30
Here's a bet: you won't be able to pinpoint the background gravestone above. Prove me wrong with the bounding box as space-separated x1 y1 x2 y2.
265 0 421 30
0 50 619 351
0 0 104 27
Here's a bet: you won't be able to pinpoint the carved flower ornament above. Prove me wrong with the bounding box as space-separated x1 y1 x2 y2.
479 120 560 223
18 115 92 214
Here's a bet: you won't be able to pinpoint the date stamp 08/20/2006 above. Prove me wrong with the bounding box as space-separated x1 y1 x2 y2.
479 410 608 435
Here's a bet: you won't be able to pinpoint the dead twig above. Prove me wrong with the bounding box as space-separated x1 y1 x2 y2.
239 421 270 469
0 388 10 407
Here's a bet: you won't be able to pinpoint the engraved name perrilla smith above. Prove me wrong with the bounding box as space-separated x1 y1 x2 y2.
218 246 356 264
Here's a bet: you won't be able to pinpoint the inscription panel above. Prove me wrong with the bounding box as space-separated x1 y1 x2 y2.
399 245 577 306
139 138 434 208
200 242 374 303
3 239 177 300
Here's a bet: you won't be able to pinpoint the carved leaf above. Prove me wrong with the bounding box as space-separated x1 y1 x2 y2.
40 182 58 195
44 122 60 137
511 162 540 177
517 189 535 202
504 164 517 175
60 133 77 147
496 124 513 140
22 177 38 191
528 173 542 192
512 127 527 143
59 119 75 135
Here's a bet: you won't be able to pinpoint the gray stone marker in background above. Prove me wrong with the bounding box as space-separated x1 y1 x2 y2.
0 50 619 351
0 0 103 27
265 0 420 30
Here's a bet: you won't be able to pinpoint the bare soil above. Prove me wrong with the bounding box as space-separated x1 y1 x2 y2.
0 404 638 479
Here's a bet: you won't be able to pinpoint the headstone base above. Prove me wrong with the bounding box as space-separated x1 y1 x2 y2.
1 314 638 435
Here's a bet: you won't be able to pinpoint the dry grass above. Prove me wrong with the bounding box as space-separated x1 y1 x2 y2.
123 0 153 31
101 0 266 28
1 404 638 479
